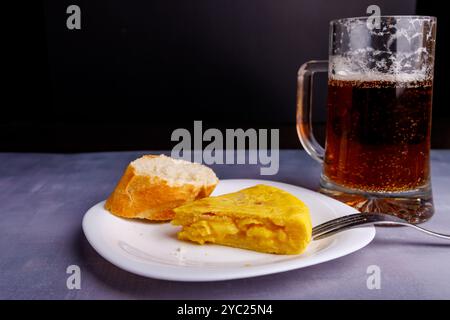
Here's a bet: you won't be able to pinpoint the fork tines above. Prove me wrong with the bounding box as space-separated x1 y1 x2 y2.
312 213 371 240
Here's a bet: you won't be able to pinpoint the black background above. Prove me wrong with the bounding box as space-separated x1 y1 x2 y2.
3 0 449 152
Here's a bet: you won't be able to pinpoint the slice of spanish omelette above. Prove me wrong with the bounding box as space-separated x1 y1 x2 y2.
172 184 312 255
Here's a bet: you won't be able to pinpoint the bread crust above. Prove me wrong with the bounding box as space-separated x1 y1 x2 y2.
104 156 217 221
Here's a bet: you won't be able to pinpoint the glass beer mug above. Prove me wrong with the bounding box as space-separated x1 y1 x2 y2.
297 16 437 224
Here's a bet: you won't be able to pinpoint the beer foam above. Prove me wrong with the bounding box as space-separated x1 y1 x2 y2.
329 16 436 85
329 54 433 84
330 70 429 83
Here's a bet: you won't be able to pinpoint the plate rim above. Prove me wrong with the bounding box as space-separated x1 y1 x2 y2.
82 179 376 282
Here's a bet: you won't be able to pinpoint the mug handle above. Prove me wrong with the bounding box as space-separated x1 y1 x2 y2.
296 60 329 164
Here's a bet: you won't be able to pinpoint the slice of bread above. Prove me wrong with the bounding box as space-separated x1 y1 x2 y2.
105 155 219 220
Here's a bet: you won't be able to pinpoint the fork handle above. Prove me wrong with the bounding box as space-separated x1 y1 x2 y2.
381 222 450 240
313 220 450 241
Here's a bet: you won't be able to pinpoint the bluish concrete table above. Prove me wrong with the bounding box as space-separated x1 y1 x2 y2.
1 150 449 299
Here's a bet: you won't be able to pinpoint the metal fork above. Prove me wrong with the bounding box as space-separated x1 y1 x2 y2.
312 213 450 241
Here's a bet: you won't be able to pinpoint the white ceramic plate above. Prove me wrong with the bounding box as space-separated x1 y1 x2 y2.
82 179 375 281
